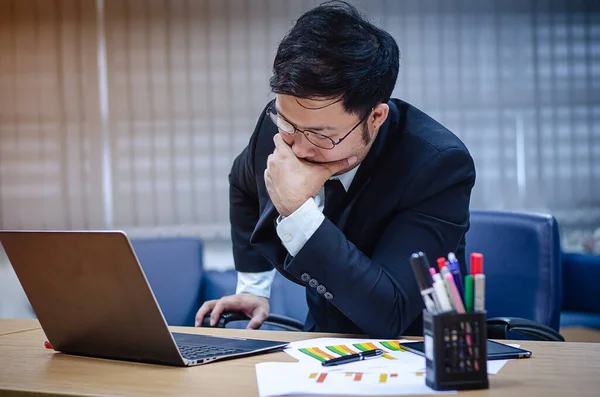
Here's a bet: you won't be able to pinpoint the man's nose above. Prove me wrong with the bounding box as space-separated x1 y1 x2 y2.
289 133 316 159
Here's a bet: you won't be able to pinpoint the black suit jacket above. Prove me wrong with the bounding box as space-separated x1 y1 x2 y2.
229 98 475 338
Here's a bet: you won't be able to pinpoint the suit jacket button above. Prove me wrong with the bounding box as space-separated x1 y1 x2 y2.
309 279 319 288
324 292 333 300
316 285 326 294
301 273 311 282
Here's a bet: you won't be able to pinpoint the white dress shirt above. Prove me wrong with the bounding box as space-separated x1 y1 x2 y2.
236 166 360 298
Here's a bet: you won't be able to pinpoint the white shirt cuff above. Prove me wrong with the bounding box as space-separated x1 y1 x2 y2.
276 197 325 257
236 270 276 299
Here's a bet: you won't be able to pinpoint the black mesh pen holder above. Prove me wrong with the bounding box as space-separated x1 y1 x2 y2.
423 310 489 391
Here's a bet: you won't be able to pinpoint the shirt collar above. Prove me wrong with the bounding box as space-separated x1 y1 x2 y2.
330 165 360 192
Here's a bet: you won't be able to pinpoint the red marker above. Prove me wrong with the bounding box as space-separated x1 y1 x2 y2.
44 340 53 349
436 257 446 271
470 253 486 312
470 253 483 275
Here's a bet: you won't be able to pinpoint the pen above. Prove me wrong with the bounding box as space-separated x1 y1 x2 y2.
436 257 446 271
322 349 384 366
447 252 465 300
444 272 465 313
440 265 456 310
410 252 440 313
471 253 486 312
429 267 453 313
464 274 474 312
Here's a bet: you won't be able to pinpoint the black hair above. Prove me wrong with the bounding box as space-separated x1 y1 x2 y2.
269 1 400 120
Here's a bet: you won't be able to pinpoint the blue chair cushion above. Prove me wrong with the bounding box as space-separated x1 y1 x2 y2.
466 210 562 331
562 253 600 313
560 311 600 330
202 270 237 302
131 238 203 326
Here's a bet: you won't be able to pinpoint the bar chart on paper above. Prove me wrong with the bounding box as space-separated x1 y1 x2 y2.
285 337 427 375
298 340 409 362
255 363 443 397
308 371 424 384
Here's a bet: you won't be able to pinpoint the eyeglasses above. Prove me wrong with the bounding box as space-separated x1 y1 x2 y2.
266 102 372 150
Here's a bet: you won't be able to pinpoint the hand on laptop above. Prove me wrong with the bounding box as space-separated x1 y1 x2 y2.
194 293 270 330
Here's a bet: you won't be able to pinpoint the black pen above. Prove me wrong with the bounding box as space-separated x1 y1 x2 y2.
410 252 440 313
321 349 384 367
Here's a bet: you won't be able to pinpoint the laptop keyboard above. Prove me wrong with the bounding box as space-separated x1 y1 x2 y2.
177 344 248 361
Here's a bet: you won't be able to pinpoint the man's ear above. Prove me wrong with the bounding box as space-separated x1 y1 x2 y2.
370 103 389 135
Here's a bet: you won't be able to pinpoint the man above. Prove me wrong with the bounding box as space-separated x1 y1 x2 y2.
196 1 475 338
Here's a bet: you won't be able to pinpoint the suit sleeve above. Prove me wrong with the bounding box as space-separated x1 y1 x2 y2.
229 103 275 273
283 147 476 338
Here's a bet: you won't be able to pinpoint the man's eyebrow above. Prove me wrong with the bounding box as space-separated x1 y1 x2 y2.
276 106 338 132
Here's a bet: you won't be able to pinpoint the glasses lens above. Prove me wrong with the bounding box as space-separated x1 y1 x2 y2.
268 107 294 134
266 104 335 150
305 132 335 150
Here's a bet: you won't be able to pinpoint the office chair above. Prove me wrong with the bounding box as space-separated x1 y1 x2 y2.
132 238 204 326
560 252 600 330
466 210 563 341
202 210 564 341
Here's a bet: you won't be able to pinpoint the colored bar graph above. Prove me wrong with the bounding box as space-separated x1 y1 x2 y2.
312 372 401 384
308 373 328 383
300 342 406 363
343 372 364 381
326 344 357 356
380 340 407 352
353 342 396 360
338 345 357 354
353 342 379 352
317 373 328 383
299 347 335 362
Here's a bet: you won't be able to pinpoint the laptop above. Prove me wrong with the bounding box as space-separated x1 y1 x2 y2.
0 230 288 367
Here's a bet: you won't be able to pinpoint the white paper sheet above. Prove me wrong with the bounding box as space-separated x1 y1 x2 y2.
255 362 456 397
283 337 516 375
486 359 510 374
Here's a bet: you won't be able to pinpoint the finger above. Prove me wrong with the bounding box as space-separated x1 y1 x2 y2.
246 309 269 330
195 300 216 326
263 168 272 191
273 132 284 147
325 155 358 176
195 300 217 327
266 153 275 169
273 133 293 154
210 300 229 327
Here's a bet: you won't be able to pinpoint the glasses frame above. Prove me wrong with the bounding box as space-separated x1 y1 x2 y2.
266 102 372 150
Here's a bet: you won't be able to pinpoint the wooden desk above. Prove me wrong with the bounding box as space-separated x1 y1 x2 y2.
0 320 599 397
0 318 41 336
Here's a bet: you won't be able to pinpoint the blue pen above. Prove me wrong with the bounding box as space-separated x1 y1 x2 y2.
447 252 465 300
